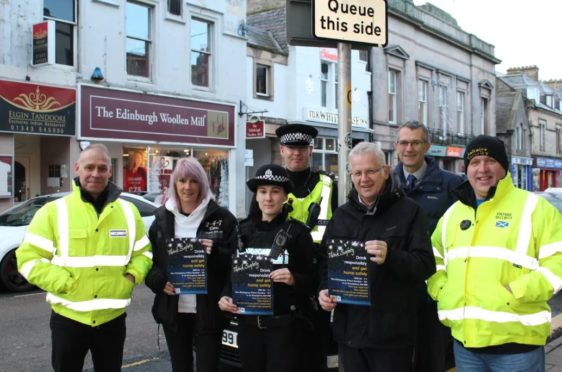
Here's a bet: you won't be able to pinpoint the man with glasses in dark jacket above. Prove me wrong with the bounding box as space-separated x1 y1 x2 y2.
392 121 464 371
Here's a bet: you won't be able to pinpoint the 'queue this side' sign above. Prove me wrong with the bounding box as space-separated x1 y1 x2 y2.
314 0 387 46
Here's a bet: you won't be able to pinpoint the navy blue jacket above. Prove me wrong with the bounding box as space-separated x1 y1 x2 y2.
392 157 464 233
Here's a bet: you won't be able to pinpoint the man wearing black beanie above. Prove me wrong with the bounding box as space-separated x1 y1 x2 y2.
427 134 562 371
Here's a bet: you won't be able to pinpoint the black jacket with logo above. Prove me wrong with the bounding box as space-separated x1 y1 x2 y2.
145 200 238 332
319 180 435 349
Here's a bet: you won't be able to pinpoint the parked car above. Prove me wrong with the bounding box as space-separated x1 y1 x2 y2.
0 192 157 292
536 191 562 214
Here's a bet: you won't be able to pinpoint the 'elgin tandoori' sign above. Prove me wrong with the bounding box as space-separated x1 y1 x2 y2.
80 85 235 147
0 80 75 136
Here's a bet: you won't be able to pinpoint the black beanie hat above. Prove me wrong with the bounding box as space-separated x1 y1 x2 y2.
246 164 293 193
464 135 509 173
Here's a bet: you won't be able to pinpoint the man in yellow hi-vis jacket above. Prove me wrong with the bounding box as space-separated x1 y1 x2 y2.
428 135 562 371
16 143 152 372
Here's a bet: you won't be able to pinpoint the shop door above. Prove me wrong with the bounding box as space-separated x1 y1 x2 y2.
14 158 29 202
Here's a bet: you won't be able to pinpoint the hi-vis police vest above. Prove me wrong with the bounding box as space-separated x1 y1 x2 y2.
287 174 333 243
428 174 562 348
17 184 152 326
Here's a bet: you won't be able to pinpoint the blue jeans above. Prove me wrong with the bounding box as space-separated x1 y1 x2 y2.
454 340 545 372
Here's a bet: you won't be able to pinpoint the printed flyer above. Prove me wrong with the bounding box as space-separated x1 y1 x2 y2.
166 238 207 294
232 252 273 315
327 238 370 306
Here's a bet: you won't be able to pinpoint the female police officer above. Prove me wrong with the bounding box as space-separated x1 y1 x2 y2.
219 164 315 372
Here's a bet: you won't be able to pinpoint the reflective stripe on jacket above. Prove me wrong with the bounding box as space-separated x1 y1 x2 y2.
17 183 152 326
428 173 562 347
287 174 333 243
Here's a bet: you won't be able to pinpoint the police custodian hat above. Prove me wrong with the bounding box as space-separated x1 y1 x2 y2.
247 164 293 193
275 124 318 146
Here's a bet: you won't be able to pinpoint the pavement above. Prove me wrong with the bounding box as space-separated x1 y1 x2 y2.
546 313 562 371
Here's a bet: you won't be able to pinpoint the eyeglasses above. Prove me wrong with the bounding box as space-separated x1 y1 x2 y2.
396 140 426 148
350 167 384 179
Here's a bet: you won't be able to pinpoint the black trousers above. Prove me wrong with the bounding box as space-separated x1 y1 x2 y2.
413 297 450 372
300 309 331 372
162 313 223 372
50 311 126 372
339 343 413 372
238 317 303 372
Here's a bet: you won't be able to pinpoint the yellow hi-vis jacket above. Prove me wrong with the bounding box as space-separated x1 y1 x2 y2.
288 173 333 243
428 173 562 348
16 183 153 327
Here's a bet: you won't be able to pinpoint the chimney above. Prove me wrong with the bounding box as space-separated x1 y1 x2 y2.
506 65 539 81
544 80 562 91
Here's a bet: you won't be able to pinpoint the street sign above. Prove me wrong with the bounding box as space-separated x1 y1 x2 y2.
246 120 265 139
313 0 387 46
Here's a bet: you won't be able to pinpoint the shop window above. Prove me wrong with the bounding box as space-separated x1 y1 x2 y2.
191 18 212 87
48 164 61 178
126 1 152 78
43 0 75 66
312 137 338 176
123 149 148 194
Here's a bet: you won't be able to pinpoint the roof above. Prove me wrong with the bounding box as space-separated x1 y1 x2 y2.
247 7 288 54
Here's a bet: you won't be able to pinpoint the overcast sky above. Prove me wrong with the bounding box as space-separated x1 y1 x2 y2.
412 0 561 81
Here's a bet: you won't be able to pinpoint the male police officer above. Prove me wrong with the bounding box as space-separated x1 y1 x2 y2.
276 123 337 371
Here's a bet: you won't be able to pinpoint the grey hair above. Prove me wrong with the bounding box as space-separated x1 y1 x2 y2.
397 120 430 142
81 143 111 163
348 141 386 166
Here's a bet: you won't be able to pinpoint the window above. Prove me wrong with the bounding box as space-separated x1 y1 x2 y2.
516 122 524 151
417 80 428 127
480 97 488 134
321 62 337 109
457 91 465 134
312 137 338 176
167 0 181 16
191 18 212 87
255 63 271 98
439 85 448 135
388 70 397 124
539 120 546 152
43 0 75 66
556 125 562 155
126 2 151 78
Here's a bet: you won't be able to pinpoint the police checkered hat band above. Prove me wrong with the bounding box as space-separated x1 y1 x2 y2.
280 132 314 145
247 164 293 193
275 124 318 146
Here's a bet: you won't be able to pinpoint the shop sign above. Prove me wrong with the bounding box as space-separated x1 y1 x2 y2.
320 48 338 62
512 156 533 166
80 85 235 147
0 80 75 136
428 145 447 157
305 108 368 128
32 21 55 65
446 146 464 158
535 156 562 170
246 120 265 139
313 0 387 46
0 155 12 198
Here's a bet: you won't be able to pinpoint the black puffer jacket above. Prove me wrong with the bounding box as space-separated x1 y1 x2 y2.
145 200 238 332
319 180 435 349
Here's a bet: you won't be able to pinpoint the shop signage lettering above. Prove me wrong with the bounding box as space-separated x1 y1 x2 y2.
445 146 464 158
428 145 447 157
0 80 75 136
246 120 265 139
314 0 387 46
305 108 368 128
536 157 562 170
32 21 55 65
80 85 235 147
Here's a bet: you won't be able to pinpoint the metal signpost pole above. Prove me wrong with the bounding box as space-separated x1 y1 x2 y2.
337 42 352 206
